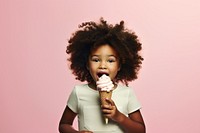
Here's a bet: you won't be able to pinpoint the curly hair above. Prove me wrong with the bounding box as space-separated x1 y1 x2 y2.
66 18 143 85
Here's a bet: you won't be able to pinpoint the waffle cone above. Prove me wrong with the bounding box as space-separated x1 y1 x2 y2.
99 91 112 124
99 91 112 105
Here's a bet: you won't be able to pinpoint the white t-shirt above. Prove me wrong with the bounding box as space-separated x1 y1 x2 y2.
67 84 141 133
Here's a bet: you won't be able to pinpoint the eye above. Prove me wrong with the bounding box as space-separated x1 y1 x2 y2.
91 58 100 62
107 59 116 63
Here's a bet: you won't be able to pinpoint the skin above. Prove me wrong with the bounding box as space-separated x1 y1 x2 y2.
87 44 121 83
59 44 145 133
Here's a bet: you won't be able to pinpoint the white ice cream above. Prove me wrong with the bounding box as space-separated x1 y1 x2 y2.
96 74 114 92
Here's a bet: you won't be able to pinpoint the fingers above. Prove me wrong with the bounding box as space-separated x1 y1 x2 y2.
101 98 116 117
101 98 115 109
101 105 114 112
105 98 115 106
100 98 122 122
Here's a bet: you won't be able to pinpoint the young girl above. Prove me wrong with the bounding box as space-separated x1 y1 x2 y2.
59 18 145 133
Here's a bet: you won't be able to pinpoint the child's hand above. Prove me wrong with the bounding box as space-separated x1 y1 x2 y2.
101 98 123 123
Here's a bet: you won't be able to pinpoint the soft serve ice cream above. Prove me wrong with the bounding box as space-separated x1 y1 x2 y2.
96 74 114 124
96 74 114 92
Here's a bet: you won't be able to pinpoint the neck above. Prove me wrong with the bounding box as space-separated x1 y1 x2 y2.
88 82 97 90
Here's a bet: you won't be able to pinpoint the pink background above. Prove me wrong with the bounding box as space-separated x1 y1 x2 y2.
1 0 200 132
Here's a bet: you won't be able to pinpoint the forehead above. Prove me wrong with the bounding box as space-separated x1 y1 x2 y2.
90 44 118 56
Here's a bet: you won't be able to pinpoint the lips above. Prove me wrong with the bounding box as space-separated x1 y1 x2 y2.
97 72 109 78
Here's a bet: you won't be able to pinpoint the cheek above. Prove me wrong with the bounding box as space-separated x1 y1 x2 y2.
88 63 96 71
110 66 120 77
114 64 121 71
88 64 97 76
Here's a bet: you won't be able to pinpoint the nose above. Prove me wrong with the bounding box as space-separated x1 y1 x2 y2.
99 61 107 69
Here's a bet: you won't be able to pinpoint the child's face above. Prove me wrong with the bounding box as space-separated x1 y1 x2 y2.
87 44 120 82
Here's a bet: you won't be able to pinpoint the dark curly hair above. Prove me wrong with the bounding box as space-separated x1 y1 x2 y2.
66 18 143 85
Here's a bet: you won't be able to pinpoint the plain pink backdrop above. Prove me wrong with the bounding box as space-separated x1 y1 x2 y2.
1 0 200 132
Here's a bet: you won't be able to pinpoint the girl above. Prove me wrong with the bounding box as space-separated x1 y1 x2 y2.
59 18 145 133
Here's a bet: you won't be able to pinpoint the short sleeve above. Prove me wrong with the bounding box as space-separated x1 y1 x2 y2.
67 87 78 113
127 89 141 114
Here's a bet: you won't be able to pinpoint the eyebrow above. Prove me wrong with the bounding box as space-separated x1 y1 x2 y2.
91 54 117 57
90 55 119 61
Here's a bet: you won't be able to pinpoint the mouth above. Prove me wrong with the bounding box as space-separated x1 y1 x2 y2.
97 72 109 78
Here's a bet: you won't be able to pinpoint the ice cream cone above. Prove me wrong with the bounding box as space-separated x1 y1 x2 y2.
99 91 112 124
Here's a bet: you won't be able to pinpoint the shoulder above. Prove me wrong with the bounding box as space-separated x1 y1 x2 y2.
69 84 88 95
119 84 132 89
72 84 89 91
74 84 88 90
115 84 138 97
72 84 96 95
116 84 133 92
67 84 88 101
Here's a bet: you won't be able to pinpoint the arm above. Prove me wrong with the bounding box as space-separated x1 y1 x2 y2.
59 106 78 133
59 106 93 133
102 98 146 133
117 110 145 133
